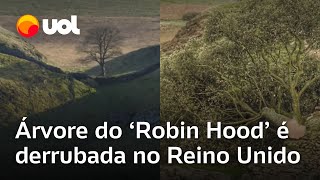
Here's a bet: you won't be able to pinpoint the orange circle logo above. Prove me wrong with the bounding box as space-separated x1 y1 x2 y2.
16 15 39 38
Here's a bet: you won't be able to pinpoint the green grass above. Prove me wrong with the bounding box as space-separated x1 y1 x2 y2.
0 0 159 17
0 26 46 62
0 27 160 126
86 45 160 77
36 69 160 124
0 49 159 126
5 69 160 168
0 53 94 126
161 0 235 5
0 59 159 167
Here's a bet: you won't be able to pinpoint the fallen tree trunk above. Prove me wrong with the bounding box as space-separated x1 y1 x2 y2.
261 107 292 126
261 107 306 139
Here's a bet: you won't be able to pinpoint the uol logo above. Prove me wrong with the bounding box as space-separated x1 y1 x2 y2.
16 15 80 38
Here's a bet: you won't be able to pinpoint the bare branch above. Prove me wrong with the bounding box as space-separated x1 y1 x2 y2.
81 26 122 77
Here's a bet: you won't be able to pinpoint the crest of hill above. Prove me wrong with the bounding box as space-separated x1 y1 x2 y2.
161 12 208 54
0 27 95 126
0 53 94 126
0 26 46 62
0 27 159 127
86 45 160 77
161 2 237 53
0 26 63 73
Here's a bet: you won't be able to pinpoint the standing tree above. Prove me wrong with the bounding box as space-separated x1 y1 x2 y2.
83 26 122 77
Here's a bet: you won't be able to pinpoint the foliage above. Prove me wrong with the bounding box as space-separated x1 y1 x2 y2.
161 0 320 126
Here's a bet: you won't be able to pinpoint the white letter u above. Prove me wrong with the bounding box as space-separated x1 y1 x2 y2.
238 147 251 164
42 19 58 35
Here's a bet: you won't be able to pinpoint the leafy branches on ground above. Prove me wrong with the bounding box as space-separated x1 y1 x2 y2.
161 0 320 126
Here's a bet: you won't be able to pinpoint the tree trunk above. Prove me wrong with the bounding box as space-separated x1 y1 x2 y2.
101 64 106 77
291 92 303 124
261 107 292 126
261 107 306 139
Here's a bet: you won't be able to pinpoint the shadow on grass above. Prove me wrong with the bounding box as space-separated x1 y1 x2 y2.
0 69 160 179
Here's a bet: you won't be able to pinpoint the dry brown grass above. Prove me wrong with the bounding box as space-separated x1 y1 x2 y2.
0 16 159 72
160 3 208 20
161 26 180 43
160 3 209 43
160 21 186 44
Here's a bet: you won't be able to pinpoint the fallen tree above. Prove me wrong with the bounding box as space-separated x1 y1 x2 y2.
161 0 320 135
160 0 320 177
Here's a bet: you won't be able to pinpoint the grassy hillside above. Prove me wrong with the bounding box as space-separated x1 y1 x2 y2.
86 45 160 77
0 23 160 127
161 13 208 52
0 66 160 178
0 21 160 178
0 27 46 62
47 45 161 123
34 69 159 125
0 0 159 17
0 53 94 126
160 0 235 43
